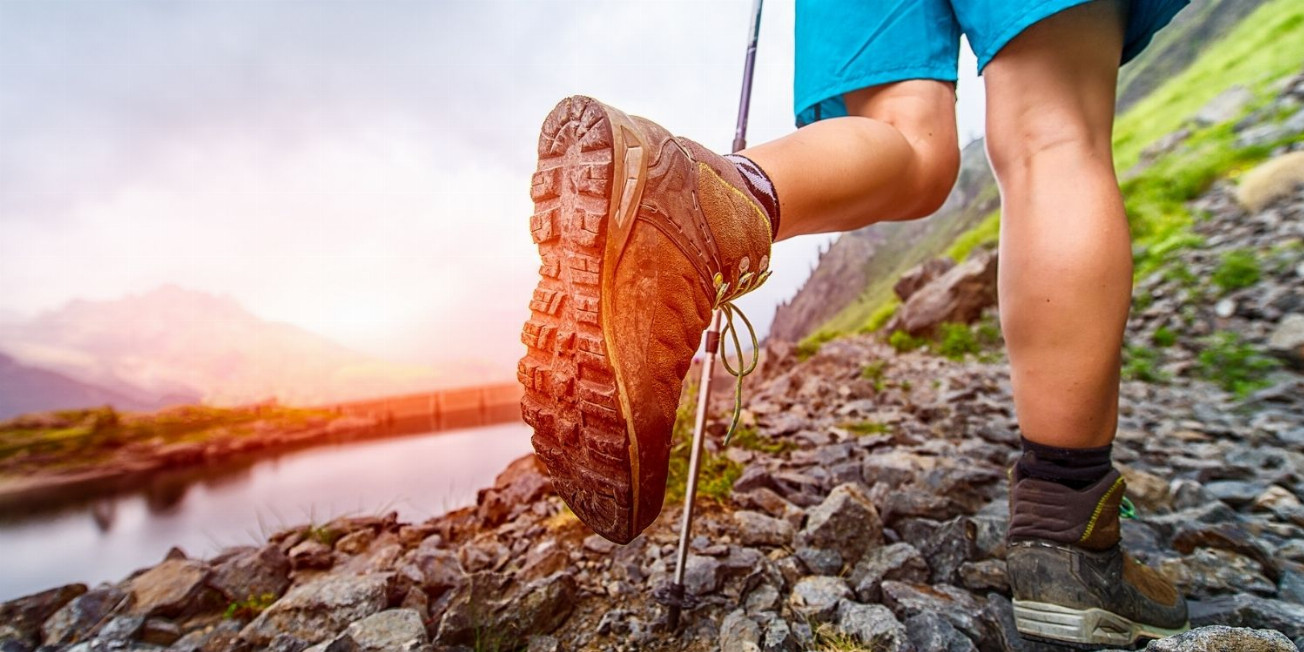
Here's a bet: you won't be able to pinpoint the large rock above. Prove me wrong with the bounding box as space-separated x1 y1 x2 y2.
476 454 553 527
1268 313 1304 371
834 600 911 652
720 609 762 652
1142 625 1297 651
905 612 976 652
849 542 929 602
435 571 575 648
0 584 86 645
796 483 883 572
128 559 219 619
734 510 795 547
42 585 130 646
881 581 986 642
1188 593 1304 640
1236 152 1304 212
339 609 428 651
240 573 392 646
788 576 851 623
208 545 291 603
886 249 997 337
895 258 956 302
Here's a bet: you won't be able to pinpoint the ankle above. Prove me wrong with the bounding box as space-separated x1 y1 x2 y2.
724 153 780 239
1016 436 1112 490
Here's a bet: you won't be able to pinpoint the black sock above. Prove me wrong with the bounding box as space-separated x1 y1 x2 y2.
724 153 780 239
1016 437 1112 490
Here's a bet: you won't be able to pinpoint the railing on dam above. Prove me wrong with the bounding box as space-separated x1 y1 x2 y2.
323 382 524 435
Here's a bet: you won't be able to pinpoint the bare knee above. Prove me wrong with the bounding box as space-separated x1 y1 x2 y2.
986 110 1109 184
908 140 961 218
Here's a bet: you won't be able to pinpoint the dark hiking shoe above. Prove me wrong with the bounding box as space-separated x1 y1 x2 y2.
518 96 772 543
1007 467 1189 648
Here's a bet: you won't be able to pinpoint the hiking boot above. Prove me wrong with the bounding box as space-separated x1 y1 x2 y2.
518 96 773 543
1007 466 1189 648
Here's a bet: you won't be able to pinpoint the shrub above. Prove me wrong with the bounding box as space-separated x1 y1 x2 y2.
1211 249 1261 293
888 330 926 353
936 322 981 360
1152 326 1178 348
1122 345 1167 383
1196 331 1280 397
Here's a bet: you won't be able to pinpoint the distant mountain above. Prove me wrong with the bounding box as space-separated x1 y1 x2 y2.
0 352 193 419
0 285 443 407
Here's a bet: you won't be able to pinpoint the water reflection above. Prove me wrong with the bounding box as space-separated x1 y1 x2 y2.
0 422 532 602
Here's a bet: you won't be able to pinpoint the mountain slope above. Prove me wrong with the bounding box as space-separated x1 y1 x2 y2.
0 285 441 406
0 352 191 419
770 0 1297 344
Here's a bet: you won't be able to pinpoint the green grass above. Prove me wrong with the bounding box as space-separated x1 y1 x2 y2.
860 360 889 392
1123 345 1168 383
730 423 797 455
843 421 890 436
1152 326 1178 348
859 298 900 334
796 329 840 361
664 382 743 505
1112 0 1304 172
945 209 1001 262
224 592 278 621
888 330 927 353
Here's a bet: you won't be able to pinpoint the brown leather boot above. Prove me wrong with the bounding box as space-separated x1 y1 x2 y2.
1007 466 1189 648
518 96 773 543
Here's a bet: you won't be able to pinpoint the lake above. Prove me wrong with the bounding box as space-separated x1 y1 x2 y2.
0 421 533 602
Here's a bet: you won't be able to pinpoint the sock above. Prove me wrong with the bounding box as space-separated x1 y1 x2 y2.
724 153 780 239
1016 436 1112 490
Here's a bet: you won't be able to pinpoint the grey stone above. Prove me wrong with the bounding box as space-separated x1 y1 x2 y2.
98 616 145 641
289 540 335 571
797 483 883 571
881 581 985 642
788 576 851 623
411 547 464 596
527 635 560 652
1269 314 1304 370
734 510 794 547
959 559 1009 593
762 619 800 652
795 547 843 576
240 573 391 646
886 248 998 337
341 609 427 651
683 554 724 596
720 609 762 652
1160 548 1276 598
435 571 575 648
1189 593 1304 639
209 545 290 604
1142 625 1298 651
42 586 130 646
849 542 929 602
905 612 977 652
166 619 244 652
0 584 86 646
1207 480 1270 508
267 634 310 652
833 600 911 652
1195 85 1253 126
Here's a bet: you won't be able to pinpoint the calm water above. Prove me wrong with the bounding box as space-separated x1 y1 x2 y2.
0 422 533 602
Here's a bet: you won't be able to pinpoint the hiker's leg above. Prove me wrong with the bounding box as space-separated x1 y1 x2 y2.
984 0 1129 449
741 80 960 241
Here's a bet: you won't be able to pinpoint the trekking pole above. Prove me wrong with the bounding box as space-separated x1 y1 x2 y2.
660 0 764 633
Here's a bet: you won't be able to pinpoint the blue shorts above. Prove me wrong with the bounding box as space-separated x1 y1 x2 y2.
795 0 1189 127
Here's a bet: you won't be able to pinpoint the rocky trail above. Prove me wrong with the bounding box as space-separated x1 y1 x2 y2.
4 94 1304 652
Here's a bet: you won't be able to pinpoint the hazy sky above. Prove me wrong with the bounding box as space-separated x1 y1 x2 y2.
0 0 985 375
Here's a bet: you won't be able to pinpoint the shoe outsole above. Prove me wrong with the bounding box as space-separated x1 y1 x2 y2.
519 96 638 543
1013 600 1190 649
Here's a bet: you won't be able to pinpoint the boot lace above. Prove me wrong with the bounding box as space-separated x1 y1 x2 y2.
711 262 772 446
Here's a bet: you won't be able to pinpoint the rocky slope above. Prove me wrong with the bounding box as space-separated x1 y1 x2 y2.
2 162 1301 650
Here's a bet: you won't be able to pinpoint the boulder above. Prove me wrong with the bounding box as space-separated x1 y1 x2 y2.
895 258 956 302
435 571 576 648
1236 152 1304 213
797 483 883 572
239 573 392 646
720 609 762 652
339 609 428 651
1143 625 1297 651
734 510 795 547
476 454 553 527
886 248 997 337
1268 313 1304 370
788 576 851 623
42 586 130 646
849 542 929 602
905 612 976 652
834 600 911 652
0 584 86 645
128 559 219 619
208 544 291 603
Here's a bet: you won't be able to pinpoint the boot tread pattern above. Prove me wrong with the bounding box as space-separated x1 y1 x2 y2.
519 96 634 542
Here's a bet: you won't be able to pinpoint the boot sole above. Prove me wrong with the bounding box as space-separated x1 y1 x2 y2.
1013 600 1190 648
519 96 650 544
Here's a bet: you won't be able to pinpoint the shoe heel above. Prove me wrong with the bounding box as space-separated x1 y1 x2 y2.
1013 600 1138 648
